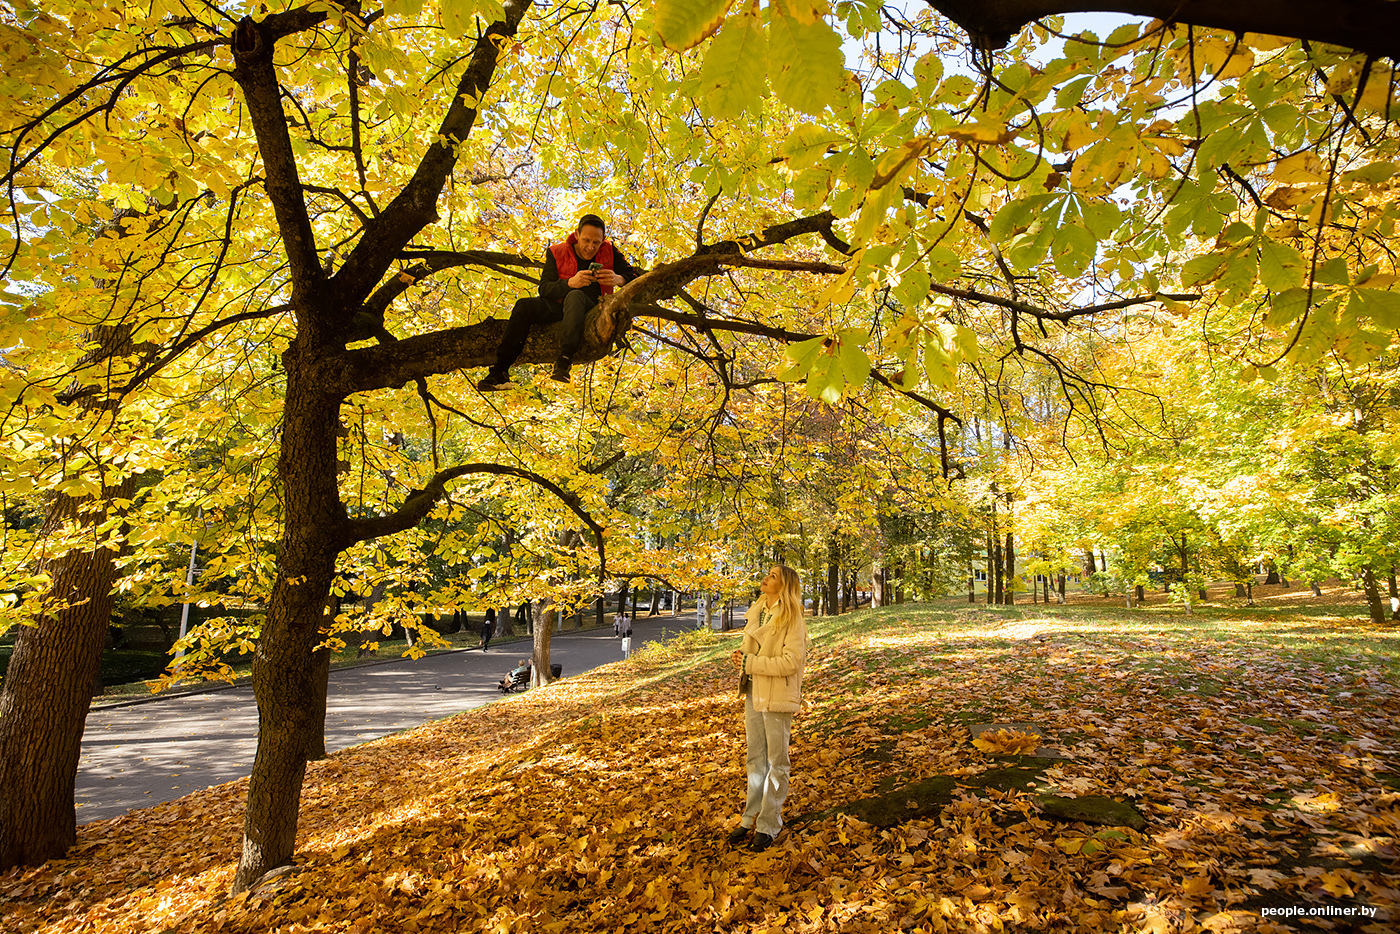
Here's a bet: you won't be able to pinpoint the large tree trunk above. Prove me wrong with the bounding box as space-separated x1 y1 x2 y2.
825 539 838 616
992 534 1003 605
0 472 137 870
986 534 995 606
1362 568 1387 625
232 348 345 893
1003 532 1015 606
533 600 556 686
0 319 142 871
306 642 333 762
1084 549 1097 575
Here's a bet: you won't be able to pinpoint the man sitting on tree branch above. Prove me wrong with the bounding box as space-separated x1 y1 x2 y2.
477 213 643 390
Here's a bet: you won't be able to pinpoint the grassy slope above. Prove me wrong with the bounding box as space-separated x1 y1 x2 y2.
2 600 1397 933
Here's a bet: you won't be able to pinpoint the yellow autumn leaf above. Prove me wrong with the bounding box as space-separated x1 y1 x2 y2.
971 727 1040 754
1273 152 1327 184
1319 869 1354 897
943 121 1019 145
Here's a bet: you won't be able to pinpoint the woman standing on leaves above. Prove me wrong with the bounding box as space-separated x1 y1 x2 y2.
727 565 808 852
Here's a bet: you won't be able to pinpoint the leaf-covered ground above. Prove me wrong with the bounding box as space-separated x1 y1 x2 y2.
3 603 1397 933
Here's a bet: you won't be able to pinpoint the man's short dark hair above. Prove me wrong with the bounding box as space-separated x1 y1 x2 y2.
577 213 606 234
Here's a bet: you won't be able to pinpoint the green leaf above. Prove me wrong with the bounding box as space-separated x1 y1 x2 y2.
1348 288 1400 330
768 15 845 115
791 167 832 211
696 13 767 119
781 123 842 170
1258 239 1305 291
951 323 979 362
654 0 737 51
989 195 1049 243
922 333 955 391
1314 257 1350 286
912 52 943 101
1051 223 1097 277
1264 288 1312 328
805 352 844 402
893 262 930 308
784 334 827 367
927 246 961 279
1079 200 1122 239
836 338 871 388
1055 75 1093 109
1180 251 1229 286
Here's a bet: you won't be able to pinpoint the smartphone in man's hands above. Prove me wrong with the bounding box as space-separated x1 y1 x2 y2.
589 262 603 273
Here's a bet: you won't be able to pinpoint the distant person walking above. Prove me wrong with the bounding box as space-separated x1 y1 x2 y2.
480 608 496 652
620 614 634 659
726 565 808 853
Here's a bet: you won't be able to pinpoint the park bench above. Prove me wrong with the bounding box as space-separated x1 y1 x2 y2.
499 663 563 693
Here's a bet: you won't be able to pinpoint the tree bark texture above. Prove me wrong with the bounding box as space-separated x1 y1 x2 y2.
0 318 143 871
1362 568 1387 625
826 538 838 617
992 534 1004 605
1004 532 1015 606
0 473 137 870
306 643 332 762
986 534 996 606
231 350 344 893
533 601 556 687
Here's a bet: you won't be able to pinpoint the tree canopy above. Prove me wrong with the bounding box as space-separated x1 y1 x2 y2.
0 0 1396 889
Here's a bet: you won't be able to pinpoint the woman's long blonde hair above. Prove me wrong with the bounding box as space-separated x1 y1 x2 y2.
767 565 804 632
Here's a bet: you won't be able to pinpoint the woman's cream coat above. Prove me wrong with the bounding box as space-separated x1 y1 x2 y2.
740 601 808 713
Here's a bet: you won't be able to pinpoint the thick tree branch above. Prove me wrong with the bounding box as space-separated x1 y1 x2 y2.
928 0 1400 60
343 463 606 578
328 250 845 393
351 249 540 337
330 0 529 311
231 16 323 303
696 211 845 256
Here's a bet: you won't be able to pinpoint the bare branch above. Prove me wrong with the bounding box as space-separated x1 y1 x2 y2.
343 462 606 578
930 283 1200 322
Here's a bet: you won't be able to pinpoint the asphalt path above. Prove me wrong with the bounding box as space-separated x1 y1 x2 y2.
76 611 709 824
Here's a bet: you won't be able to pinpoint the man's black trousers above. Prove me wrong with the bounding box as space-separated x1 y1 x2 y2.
491 291 595 375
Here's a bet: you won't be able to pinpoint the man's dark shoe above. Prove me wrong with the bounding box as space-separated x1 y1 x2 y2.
726 827 750 846
749 832 775 852
551 357 572 383
476 371 513 392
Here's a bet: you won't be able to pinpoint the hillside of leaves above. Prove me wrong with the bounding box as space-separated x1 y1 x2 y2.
3 601 1397 933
